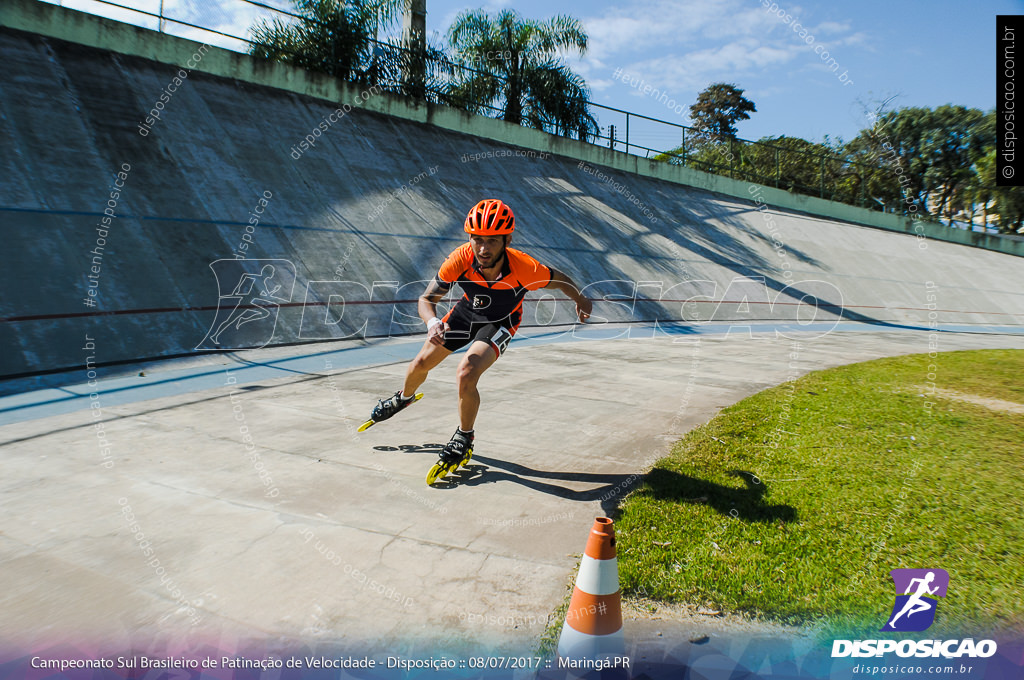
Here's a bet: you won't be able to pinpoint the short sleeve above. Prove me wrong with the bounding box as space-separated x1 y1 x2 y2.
437 244 471 286
512 250 552 291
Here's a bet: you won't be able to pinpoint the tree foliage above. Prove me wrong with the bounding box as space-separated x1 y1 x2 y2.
248 0 451 94
845 105 989 218
248 0 381 82
842 105 1024 232
654 97 1020 234
972 148 1024 233
248 3 597 139
689 83 757 140
446 9 596 140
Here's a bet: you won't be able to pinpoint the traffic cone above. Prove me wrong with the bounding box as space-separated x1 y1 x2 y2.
557 517 625 663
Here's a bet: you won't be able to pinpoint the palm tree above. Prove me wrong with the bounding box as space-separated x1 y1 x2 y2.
248 0 404 85
446 9 596 140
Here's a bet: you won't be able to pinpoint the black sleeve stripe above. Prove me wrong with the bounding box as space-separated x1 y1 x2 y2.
434 274 453 290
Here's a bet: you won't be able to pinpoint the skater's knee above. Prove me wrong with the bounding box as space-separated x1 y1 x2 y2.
456 362 481 391
410 353 435 374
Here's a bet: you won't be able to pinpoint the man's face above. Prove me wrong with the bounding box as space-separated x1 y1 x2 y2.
469 234 506 267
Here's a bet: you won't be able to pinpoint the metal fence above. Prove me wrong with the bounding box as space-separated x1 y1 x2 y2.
49 0 893 210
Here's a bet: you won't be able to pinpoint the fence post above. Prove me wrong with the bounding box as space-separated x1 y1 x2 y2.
401 0 427 99
625 113 630 156
608 124 616 151
819 155 826 198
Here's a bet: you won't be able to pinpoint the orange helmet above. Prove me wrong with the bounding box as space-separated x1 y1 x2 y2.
464 199 515 235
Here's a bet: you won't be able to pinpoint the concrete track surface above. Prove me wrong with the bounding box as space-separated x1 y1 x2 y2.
2 326 1022 652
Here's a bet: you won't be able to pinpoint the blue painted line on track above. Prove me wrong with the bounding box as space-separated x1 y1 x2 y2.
0 321 1021 427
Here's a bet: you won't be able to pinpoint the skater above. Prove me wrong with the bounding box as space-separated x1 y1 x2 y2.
360 199 592 483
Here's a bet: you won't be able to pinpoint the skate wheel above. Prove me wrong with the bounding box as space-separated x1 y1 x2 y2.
459 448 473 469
357 419 375 432
426 462 448 486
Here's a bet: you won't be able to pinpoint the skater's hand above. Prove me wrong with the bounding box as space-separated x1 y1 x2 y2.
428 321 448 346
575 297 593 323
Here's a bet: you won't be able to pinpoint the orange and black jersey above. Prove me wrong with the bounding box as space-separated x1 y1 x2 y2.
434 243 552 323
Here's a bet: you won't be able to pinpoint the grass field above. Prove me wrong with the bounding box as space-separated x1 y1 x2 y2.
613 349 1024 638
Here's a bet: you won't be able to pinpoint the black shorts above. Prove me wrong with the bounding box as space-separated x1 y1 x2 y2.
441 300 522 357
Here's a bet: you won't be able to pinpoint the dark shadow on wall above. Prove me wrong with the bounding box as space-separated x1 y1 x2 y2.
532 164 941 332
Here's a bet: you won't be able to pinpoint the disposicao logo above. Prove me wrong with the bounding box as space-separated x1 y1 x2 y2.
832 568 997 659
882 568 948 632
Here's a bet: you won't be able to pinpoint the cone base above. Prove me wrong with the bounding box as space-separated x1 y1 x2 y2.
557 625 625 661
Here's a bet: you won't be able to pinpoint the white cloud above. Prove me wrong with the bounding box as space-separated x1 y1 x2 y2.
582 0 781 63
635 41 796 92
814 20 850 35
748 84 788 100
835 31 870 47
573 0 865 102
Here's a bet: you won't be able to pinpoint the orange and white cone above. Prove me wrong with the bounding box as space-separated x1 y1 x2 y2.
557 517 625 662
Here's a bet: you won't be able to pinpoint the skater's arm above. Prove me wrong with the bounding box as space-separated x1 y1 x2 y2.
544 268 592 323
418 279 450 345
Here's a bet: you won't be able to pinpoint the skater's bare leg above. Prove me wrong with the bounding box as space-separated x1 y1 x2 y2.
455 341 498 431
403 339 451 397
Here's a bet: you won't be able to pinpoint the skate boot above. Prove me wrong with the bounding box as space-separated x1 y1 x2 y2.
426 428 474 485
357 390 423 432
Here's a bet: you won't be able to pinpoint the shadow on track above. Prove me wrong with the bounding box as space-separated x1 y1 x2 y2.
373 444 639 515
377 444 798 523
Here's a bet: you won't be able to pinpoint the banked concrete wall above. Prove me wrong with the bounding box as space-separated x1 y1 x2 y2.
1 0 1023 377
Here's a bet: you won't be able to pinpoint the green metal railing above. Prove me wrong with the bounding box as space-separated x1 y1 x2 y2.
49 0 891 210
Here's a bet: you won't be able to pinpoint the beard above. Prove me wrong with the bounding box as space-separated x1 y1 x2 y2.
477 238 508 269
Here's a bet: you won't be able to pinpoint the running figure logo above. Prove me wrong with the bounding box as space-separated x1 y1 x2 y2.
196 259 296 349
881 568 949 632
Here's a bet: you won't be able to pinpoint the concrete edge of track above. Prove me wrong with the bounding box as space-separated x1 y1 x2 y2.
3 320 1023 428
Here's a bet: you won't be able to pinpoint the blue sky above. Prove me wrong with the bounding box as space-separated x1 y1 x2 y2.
436 0 1022 148
49 0 1024 150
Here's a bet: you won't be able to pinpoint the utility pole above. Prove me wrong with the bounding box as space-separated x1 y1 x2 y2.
402 0 427 99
